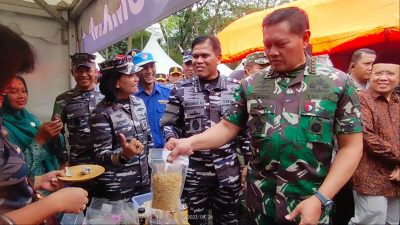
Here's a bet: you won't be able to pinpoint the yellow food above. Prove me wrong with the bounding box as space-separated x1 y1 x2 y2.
151 172 182 211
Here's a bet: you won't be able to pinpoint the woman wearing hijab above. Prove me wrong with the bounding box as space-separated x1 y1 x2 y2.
2 76 64 178
0 24 88 225
90 57 153 201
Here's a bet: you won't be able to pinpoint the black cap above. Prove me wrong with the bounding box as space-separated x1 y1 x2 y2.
183 49 192 63
99 57 141 75
373 50 400 65
155 73 167 81
70 53 96 68
169 66 183 75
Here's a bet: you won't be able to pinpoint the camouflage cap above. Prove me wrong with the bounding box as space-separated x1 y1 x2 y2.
99 57 141 75
70 53 96 68
155 73 167 81
169 66 183 75
243 51 269 66
183 49 192 63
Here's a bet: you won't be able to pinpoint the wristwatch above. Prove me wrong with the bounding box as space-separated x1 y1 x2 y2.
314 191 334 211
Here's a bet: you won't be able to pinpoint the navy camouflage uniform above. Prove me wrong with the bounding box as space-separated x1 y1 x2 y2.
0 118 32 213
90 95 152 201
52 87 103 165
161 75 249 225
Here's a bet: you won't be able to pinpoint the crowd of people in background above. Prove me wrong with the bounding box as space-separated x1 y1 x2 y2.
0 5 399 225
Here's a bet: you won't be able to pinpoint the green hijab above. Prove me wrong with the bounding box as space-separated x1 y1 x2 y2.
1 79 59 177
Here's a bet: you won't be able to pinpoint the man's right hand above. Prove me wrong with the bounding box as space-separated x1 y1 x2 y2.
164 137 194 162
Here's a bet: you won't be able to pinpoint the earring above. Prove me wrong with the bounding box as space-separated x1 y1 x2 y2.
116 85 120 88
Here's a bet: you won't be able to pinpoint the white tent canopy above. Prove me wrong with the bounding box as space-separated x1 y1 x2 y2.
143 34 181 75
217 64 233 76
234 61 244 71
142 34 234 76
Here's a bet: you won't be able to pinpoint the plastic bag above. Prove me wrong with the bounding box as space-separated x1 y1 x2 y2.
86 198 138 225
86 198 124 225
121 202 138 225
148 148 189 211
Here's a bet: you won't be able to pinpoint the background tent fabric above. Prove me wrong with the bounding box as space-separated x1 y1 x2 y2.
217 0 400 71
78 0 200 53
217 64 233 76
142 34 182 75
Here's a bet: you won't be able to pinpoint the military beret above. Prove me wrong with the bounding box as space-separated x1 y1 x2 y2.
70 53 96 68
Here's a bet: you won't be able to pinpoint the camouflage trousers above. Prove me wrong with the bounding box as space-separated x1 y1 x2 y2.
247 207 296 225
183 177 241 225
247 206 332 225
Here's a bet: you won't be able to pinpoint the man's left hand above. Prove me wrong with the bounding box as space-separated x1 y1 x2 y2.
285 195 322 225
34 170 64 192
389 166 400 182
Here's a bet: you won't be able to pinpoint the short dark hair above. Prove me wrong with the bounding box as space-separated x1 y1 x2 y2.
99 72 124 102
0 24 35 91
191 35 221 56
262 7 309 36
350 48 376 64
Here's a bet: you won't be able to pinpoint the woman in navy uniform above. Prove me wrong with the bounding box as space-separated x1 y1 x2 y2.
91 57 153 201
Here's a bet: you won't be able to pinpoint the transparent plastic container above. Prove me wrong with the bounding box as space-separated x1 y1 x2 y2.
132 192 152 209
60 212 84 225
86 198 123 225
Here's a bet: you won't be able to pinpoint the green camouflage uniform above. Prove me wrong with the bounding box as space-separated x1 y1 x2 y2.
224 56 362 224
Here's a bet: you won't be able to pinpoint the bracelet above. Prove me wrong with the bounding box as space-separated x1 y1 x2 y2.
0 215 16 225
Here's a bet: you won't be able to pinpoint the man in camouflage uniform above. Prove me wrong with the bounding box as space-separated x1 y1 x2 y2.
182 49 195 80
230 51 269 81
161 35 248 225
243 51 270 76
52 53 104 166
165 7 363 225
